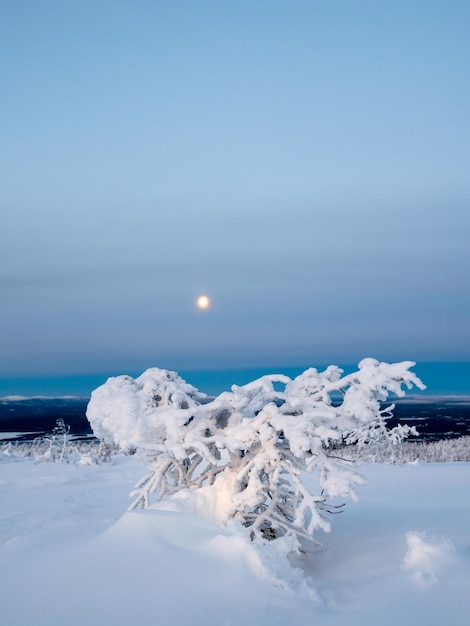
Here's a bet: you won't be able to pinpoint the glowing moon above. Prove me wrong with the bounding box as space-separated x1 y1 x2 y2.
197 295 210 309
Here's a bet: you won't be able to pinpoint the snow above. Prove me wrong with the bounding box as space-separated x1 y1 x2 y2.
402 531 458 586
0 432 43 440
0 395 84 401
1 456 469 625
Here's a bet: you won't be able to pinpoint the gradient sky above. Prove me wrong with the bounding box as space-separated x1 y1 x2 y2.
1 0 469 377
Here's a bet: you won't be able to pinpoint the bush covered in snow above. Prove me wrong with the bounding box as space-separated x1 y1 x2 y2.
0 425 114 465
4 433 469 467
342 435 470 464
86 359 424 549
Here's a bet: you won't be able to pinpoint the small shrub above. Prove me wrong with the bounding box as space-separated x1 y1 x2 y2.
87 358 424 550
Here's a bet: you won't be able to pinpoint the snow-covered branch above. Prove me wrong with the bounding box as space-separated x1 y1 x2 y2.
86 359 425 549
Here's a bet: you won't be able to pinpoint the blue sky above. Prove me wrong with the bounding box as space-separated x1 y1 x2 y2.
1 0 469 377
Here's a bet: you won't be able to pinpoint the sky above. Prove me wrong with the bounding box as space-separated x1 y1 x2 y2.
1 0 469 379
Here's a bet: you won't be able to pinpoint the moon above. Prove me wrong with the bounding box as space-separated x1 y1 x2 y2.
197 295 210 309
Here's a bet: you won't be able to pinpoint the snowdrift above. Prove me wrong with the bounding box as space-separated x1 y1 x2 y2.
1 456 469 625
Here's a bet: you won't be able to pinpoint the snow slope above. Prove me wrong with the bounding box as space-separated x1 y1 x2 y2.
1 456 469 626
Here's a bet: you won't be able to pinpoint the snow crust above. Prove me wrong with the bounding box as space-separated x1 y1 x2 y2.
1 457 469 625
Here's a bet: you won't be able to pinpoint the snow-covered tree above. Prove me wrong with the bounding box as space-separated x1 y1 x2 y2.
86 359 424 549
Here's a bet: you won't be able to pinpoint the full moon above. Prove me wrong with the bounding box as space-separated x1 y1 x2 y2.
197 295 210 309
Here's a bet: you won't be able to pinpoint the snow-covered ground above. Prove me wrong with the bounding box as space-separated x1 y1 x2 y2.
1 455 469 626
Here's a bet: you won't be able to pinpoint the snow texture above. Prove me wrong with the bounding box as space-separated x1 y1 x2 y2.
1 457 469 625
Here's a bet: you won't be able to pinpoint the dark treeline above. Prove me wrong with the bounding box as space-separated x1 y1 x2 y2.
1 397 470 443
